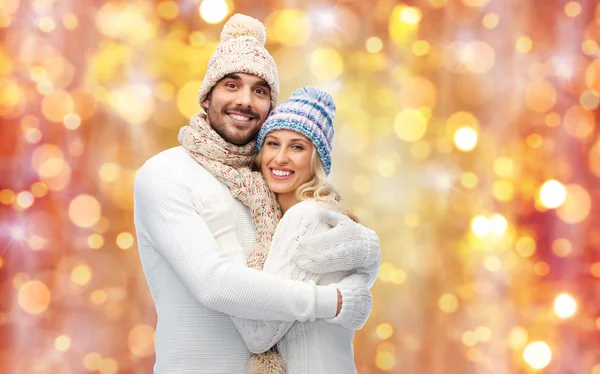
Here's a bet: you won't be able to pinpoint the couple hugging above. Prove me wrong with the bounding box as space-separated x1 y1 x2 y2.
134 13 381 374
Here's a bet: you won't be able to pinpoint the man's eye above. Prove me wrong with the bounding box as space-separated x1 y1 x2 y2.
255 88 266 95
225 83 237 88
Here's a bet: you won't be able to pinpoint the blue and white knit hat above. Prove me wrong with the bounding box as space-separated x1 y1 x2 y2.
256 87 336 175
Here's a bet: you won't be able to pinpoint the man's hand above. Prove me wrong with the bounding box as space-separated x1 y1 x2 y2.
292 210 380 273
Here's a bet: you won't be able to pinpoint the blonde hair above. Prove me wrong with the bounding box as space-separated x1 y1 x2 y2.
256 147 358 222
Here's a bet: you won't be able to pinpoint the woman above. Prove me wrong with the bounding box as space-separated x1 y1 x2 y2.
186 87 380 373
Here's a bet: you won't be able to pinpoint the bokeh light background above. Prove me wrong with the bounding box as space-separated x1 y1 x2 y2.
1 0 600 373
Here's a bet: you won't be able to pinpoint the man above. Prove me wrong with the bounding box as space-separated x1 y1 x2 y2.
134 14 378 373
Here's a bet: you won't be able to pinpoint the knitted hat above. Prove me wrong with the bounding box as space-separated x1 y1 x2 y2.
198 14 279 110
256 87 336 175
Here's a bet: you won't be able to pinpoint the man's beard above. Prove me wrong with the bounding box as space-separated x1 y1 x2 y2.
206 101 262 146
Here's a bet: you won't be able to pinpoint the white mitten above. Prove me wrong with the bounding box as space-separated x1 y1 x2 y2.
292 210 380 274
191 188 246 266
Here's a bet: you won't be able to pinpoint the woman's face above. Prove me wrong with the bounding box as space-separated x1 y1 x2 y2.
260 130 314 198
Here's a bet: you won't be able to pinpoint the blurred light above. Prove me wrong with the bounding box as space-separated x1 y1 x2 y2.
582 40 598 55
593 363 600 374
199 0 228 24
0 189 16 205
28 235 46 250
69 194 102 228
378 263 395 282
534 261 550 276
375 351 395 371
189 31 207 47
493 157 514 177
475 326 492 342
17 280 51 315
315 9 336 28
376 323 394 340
412 40 430 56
55 335 71 351
471 216 489 237
462 331 477 346
484 256 501 272
394 109 428 142
482 13 499 28
116 232 134 249
493 181 514 201
427 0 448 8
71 264 92 286
580 90 599 110
38 16 56 32
554 293 577 319
545 112 561 127
99 358 118 374
462 0 489 6
63 13 78 29
563 105 594 139
526 133 543 148
556 184 591 223
110 84 155 124
523 341 552 369
564 1 582 17
460 172 478 188
63 113 81 130
539 180 566 209
157 1 179 20
516 36 533 53
99 163 121 183
128 324 156 357
525 80 556 112
454 127 478 151
9 226 25 240
508 327 528 350
401 77 437 108
438 293 459 313
24 128 43 143
399 6 422 25
41 90 75 123
366 37 383 54
16 191 34 209
83 352 103 371
88 234 105 250
310 48 343 81
91 289 108 305
489 214 508 235
591 263 600 278
516 236 536 257
31 182 48 198
271 10 312 47
551 239 572 257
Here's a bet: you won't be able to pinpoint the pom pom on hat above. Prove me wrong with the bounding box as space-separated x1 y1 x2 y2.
198 13 279 110
220 13 266 46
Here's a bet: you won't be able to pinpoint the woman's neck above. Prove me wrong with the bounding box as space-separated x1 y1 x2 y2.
276 192 299 215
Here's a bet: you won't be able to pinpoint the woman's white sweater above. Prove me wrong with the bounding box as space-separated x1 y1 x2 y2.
227 200 380 374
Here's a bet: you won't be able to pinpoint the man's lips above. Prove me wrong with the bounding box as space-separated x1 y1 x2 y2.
227 111 256 126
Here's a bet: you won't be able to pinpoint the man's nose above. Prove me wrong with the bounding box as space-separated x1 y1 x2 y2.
234 87 253 107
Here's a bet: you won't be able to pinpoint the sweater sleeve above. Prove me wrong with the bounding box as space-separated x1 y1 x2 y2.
229 202 332 353
133 159 337 321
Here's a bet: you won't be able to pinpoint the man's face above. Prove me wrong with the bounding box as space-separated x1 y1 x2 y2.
203 73 271 146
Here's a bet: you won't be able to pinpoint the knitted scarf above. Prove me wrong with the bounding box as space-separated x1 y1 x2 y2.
178 113 281 270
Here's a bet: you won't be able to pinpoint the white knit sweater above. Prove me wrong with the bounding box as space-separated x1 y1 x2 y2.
222 200 380 374
134 147 340 373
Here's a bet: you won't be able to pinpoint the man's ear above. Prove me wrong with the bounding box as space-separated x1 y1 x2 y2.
202 94 210 110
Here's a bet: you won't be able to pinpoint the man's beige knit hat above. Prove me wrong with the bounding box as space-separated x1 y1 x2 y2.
198 14 279 111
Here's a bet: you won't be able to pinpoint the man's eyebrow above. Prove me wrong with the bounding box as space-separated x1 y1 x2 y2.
222 73 241 80
256 80 270 89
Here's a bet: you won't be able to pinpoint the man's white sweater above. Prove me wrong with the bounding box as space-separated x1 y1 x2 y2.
133 147 340 373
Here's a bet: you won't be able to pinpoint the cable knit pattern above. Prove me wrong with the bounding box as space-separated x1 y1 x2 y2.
133 147 340 373
178 113 281 270
196 198 381 373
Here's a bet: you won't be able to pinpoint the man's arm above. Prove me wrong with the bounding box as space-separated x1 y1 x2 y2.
133 160 338 322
